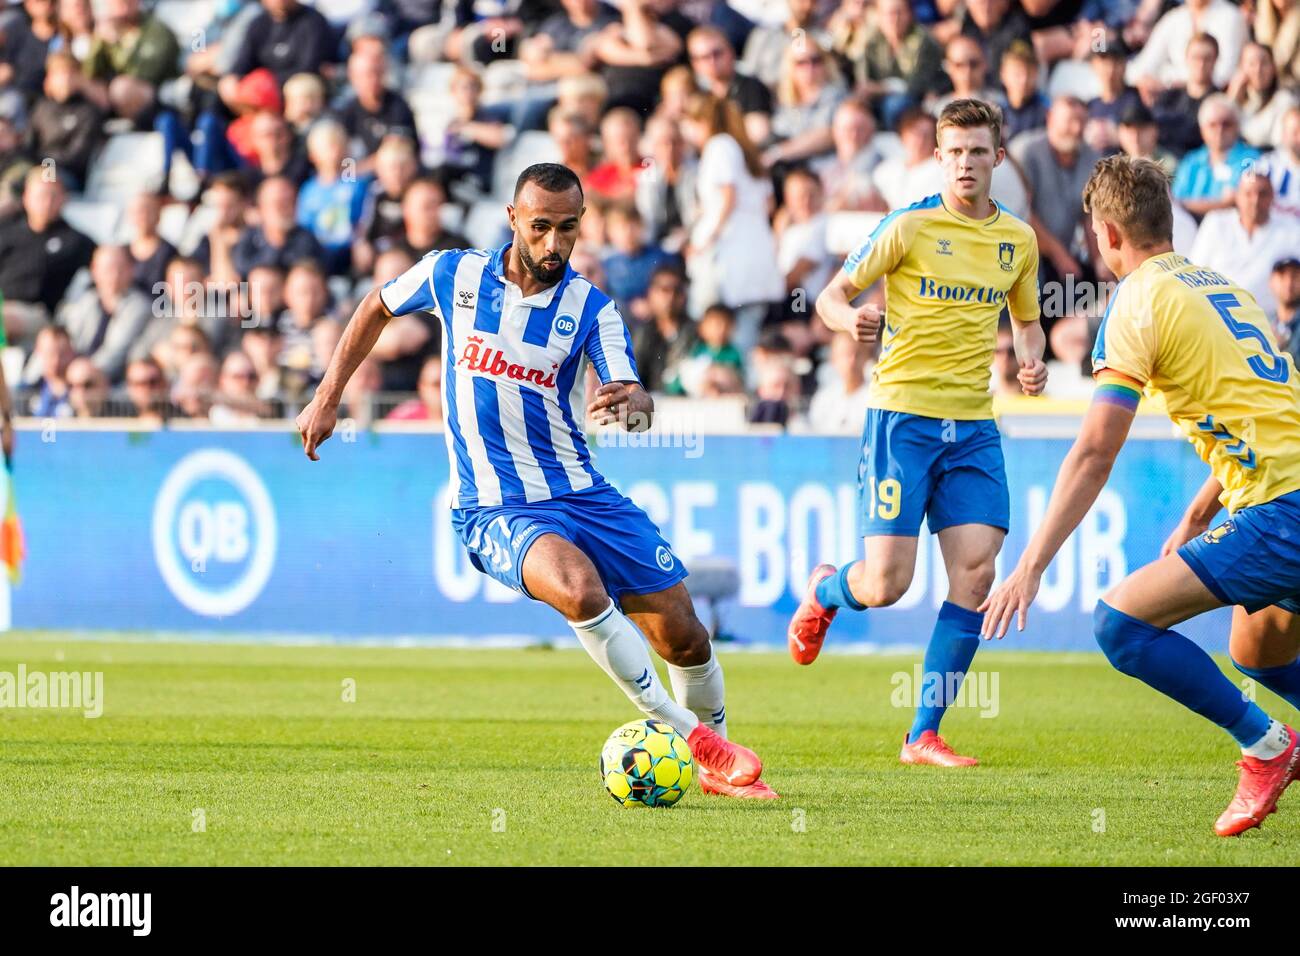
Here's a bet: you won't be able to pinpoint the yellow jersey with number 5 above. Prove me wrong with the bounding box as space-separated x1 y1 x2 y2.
1091 251 1300 513
841 193 1041 420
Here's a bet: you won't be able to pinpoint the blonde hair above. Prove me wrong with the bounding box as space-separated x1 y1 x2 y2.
1081 154 1173 249
777 39 841 108
937 97 1004 151
683 92 764 178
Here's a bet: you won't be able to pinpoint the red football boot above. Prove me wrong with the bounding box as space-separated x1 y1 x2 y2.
788 563 838 665
687 724 762 787
1215 725 1300 837
899 730 979 767
698 767 780 799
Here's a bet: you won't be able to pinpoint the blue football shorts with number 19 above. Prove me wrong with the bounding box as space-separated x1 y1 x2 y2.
857 409 1011 537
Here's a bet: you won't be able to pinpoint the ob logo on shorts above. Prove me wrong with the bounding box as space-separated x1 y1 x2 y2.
655 546 675 571
553 313 578 339
152 449 278 617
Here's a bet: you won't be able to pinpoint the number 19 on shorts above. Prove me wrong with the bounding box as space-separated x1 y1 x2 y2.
867 476 902 521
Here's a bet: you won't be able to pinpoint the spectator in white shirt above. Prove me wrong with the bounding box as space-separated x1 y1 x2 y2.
1189 168 1300 316
1263 105 1300 220
1126 0 1249 97
873 106 941 210
808 331 872 434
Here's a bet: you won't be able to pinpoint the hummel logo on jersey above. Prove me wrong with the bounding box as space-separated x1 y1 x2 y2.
456 289 476 308
937 238 953 256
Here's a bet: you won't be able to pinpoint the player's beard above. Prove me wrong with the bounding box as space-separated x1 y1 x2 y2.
517 241 567 285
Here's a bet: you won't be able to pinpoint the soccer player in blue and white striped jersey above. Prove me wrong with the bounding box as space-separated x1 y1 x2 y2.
297 164 776 798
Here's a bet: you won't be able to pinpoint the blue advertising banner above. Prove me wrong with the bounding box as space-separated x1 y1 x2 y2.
12 427 1233 651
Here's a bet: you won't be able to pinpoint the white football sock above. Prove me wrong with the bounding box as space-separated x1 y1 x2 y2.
1242 718 1291 759
571 601 700 733
667 648 728 739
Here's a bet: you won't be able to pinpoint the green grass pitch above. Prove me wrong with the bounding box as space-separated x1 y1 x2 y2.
0 634 1295 866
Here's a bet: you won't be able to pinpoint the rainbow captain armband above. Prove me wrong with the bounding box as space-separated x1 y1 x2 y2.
1093 369 1143 411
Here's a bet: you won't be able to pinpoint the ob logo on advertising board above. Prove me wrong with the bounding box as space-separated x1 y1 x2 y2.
151 449 277 617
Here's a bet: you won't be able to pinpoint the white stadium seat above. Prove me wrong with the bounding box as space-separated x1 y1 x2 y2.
463 199 512 249
61 199 121 246
492 130 560 201
84 132 166 203
1048 58 1101 102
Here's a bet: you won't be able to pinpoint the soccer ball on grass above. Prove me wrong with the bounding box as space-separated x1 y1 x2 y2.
600 719 694 807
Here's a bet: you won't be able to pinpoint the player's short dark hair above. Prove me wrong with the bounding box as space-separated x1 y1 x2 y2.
514 163 584 202
938 98 1004 151
1082 154 1173 249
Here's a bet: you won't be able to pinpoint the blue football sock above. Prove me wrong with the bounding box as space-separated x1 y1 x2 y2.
1233 658 1300 711
907 601 982 742
1095 601 1271 746
815 563 865 611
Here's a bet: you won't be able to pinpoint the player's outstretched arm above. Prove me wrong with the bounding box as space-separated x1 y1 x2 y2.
1011 318 1048 396
296 288 392 461
1161 474 1225 556
815 272 881 344
979 397 1137 638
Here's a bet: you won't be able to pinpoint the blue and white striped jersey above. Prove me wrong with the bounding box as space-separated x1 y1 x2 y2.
379 243 640 509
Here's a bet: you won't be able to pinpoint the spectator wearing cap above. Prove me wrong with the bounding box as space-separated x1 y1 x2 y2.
994 41 1049 146
1011 96 1099 286
956 0 1034 80
0 169 94 343
1190 170 1300 316
1111 103 1197 255
1085 36 1142 154
931 35 999 117
1256 0 1300 90
812 97 887 212
1263 106 1300 221
688 26 773 149
29 52 104 189
765 40 846 167
58 244 153 384
739 0 828 90
1152 33 1222 158
335 42 416 165
1172 94 1261 219
1229 41 1297 151
232 175 324 278
635 114 697 251
1269 256 1300 369
632 263 696 394
857 0 944 133
386 355 443 423
296 118 371 276
1125 0 1247 98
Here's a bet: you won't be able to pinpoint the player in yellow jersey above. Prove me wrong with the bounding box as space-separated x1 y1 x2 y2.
787 99 1048 767
982 157 1300 836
